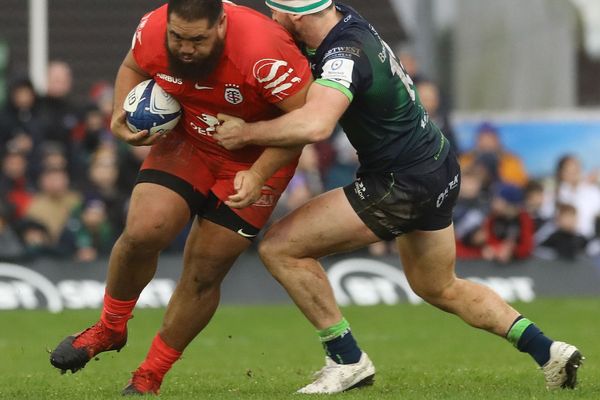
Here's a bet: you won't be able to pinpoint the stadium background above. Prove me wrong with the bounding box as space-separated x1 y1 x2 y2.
1 1 599 398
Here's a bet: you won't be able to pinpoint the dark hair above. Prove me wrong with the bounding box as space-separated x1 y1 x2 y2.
524 179 543 195
555 154 576 183
168 0 223 25
556 203 576 216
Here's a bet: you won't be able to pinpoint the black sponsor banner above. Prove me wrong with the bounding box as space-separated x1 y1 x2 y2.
1 251 599 312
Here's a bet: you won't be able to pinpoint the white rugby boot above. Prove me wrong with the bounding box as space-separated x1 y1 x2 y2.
297 352 375 394
542 341 583 390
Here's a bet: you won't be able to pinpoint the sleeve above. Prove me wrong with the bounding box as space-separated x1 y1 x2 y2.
248 26 312 104
314 38 372 103
130 10 157 71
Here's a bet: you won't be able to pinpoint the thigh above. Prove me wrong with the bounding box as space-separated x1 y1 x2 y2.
125 182 191 246
180 217 252 283
264 188 381 259
396 225 457 294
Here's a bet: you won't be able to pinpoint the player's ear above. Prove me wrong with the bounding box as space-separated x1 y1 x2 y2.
217 12 227 36
290 13 303 23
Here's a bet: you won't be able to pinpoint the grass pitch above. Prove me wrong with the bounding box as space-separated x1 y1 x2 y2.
1 298 598 399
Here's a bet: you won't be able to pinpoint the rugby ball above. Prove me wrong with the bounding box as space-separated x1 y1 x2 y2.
124 79 182 135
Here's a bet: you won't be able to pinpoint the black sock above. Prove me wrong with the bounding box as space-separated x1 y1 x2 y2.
323 329 362 364
507 316 553 366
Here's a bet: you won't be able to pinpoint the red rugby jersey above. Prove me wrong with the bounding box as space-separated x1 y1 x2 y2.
131 2 311 165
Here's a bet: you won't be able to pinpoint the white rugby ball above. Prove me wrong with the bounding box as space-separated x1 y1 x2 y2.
124 79 182 136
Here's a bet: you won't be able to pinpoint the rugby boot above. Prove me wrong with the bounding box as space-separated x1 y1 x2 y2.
297 352 375 394
122 367 162 396
50 320 127 373
542 341 584 389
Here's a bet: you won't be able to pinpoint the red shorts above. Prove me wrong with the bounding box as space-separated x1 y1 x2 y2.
138 132 296 232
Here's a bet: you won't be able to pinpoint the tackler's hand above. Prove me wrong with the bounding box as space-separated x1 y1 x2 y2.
214 113 249 150
225 169 265 209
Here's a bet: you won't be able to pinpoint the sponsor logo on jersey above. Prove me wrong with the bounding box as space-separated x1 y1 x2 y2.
253 185 277 207
156 73 183 85
321 58 355 89
190 113 220 136
323 46 361 59
252 58 302 99
224 84 244 105
194 84 213 90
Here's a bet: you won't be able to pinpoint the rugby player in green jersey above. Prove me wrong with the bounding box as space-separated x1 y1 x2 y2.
214 0 583 394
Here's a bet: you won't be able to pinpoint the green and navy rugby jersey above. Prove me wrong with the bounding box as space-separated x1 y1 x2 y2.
307 4 449 174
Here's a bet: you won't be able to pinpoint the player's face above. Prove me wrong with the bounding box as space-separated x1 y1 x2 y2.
166 12 226 80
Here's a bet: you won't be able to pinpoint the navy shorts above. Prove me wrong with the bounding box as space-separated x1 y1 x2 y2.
343 152 461 240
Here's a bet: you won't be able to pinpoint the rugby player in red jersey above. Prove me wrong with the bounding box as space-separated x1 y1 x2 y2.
49 0 311 394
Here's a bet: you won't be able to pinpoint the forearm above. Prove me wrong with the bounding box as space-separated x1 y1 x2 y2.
245 108 328 147
111 55 150 130
251 146 304 182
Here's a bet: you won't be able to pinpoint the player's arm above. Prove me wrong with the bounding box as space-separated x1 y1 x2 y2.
110 50 159 146
216 81 349 150
225 82 311 209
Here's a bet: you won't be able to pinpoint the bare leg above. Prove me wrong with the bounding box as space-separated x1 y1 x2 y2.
259 189 380 329
105 183 191 300
159 219 252 350
397 224 519 336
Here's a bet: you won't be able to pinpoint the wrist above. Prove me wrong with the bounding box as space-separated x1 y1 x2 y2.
249 168 267 184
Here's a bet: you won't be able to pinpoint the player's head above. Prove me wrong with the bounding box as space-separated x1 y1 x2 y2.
166 0 226 80
265 0 334 39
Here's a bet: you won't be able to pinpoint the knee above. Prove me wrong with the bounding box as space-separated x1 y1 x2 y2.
120 216 171 252
258 231 289 275
183 254 229 296
412 279 461 307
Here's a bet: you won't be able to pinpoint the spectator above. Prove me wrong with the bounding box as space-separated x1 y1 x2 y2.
541 154 600 240
0 78 45 176
524 179 551 232
537 203 587 261
15 218 57 260
459 122 528 188
25 167 81 246
323 127 358 191
454 167 488 259
60 196 116 262
481 183 534 263
416 79 459 153
39 142 69 172
116 144 151 194
0 148 33 219
71 105 115 166
396 45 425 85
38 60 80 172
82 147 128 232
0 201 25 261
88 81 114 130
279 144 323 213
0 78 44 150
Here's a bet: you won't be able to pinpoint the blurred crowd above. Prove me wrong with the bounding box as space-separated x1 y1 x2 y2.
1 55 599 265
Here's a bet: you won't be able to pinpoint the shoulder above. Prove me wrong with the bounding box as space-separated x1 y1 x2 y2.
131 6 167 70
225 3 300 61
131 5 167 51
225 4 308 85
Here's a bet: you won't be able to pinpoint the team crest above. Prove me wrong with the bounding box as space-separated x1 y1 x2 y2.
224 84 243 105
